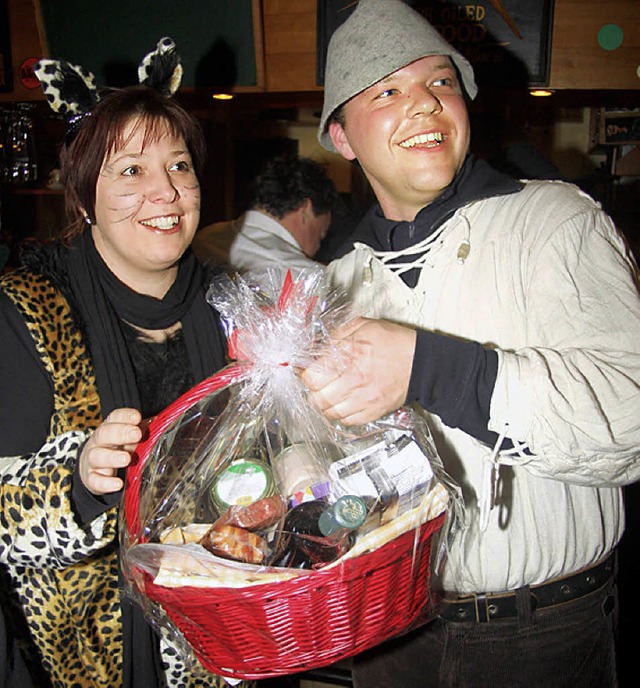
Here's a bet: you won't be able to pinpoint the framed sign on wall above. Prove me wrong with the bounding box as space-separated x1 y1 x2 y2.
317 0 555 88
0 0 13 93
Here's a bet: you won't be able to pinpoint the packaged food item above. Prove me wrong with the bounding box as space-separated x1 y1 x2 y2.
328 432 434 521
201 524 268 565
272 443 331 505
210 458 277 513
159 523 212 545
216 495 286 531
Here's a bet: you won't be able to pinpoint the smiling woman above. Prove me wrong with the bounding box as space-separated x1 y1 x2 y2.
89 110 202 296
0 43 251 688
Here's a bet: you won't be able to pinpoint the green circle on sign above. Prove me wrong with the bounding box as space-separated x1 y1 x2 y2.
598 24 624 51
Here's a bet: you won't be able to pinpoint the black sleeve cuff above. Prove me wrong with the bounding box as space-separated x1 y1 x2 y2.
406 329 500 446
72 454 122 525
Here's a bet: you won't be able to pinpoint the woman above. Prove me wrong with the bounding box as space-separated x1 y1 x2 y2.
0 83 244 686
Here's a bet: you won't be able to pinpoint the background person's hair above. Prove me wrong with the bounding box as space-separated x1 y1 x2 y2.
250 155 337 219
59 85 206 242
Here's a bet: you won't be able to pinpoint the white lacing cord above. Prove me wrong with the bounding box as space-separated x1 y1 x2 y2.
371 222 451 275
371 214 472 275
478 424 531 531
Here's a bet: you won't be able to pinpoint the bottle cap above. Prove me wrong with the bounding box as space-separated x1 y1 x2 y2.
318 495 367 536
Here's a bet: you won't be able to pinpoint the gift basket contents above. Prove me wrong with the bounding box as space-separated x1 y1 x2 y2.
122 268 462 680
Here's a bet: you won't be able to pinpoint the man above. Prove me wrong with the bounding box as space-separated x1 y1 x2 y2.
192 155 336 275
302 1 640 686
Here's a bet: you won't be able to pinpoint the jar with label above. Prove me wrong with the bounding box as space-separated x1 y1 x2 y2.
210 458 277 514
272 443 332 506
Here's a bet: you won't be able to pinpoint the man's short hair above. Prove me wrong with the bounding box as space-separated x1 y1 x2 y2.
251 155 337 219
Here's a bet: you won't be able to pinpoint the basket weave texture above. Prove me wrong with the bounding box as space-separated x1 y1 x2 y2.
124 369 446 680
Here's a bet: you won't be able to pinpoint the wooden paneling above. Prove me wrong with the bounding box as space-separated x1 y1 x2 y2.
262 0 321 92
2 0 639 100
549 0 640 89
260 0 639 92
0 0 46 102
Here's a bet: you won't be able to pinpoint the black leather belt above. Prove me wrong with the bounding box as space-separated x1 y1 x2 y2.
439 554 615 623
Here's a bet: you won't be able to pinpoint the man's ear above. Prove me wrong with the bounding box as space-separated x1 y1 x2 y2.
299 197 313 223
329 121 356 161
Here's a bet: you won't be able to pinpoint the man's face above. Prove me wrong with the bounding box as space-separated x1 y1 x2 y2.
329 55 471 222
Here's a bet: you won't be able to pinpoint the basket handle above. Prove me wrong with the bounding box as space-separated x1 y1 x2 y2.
123 364 244 541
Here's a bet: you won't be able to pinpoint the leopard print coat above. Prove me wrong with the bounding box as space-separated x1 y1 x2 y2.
0 268 250 688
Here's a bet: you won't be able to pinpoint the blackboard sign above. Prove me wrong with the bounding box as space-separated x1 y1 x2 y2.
0 0 12 93
317 0 554 88
39 0 258 89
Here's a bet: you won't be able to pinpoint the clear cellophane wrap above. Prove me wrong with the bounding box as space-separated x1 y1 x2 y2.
121 268 463 675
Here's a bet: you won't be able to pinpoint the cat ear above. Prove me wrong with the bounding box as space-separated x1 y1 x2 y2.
34 59 99 115
138 36 183 96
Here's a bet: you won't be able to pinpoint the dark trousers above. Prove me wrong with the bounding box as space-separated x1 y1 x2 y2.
352 578 618 688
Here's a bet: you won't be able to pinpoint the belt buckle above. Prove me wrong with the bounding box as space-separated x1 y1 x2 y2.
473 593 492 622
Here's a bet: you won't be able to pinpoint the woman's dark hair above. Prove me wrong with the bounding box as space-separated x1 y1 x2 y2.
59 85 206 241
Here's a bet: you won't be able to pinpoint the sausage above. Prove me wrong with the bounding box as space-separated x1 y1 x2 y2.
216 495 286 531
200 524 268 565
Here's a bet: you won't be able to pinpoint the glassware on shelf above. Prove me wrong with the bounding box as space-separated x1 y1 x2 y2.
0 104 38 184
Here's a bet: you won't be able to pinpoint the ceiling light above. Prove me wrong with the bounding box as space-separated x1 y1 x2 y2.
529 89 555 97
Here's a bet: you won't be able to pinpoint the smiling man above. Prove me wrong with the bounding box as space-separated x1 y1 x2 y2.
303 1 640 687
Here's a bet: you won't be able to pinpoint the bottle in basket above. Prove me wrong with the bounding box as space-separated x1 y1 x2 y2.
272 495 367 569
272 443 332 506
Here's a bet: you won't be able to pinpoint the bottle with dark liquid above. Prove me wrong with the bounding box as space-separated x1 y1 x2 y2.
271 496 367 570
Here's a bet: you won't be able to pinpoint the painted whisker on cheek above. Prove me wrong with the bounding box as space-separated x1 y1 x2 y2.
106 206 141 223
112 212 139 223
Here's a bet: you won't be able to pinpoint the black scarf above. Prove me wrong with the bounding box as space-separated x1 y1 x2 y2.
65 230 225 417
60 231 226 688
339 155 523 287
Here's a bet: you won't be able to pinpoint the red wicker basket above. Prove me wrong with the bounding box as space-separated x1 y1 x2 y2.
123 367 446 680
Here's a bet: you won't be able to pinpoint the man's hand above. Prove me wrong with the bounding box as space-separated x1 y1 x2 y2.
79 408 143 495
301 317 417 425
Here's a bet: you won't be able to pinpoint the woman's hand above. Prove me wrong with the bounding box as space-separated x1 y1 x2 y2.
301 317 417 426
79 408 143 495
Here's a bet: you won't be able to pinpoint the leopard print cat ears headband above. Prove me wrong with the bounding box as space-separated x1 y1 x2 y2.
34 36 183 127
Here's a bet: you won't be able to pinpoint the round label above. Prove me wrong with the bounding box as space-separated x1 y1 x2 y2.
212 459 273 510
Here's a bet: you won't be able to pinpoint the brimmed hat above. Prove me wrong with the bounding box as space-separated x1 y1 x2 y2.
318 0 477 153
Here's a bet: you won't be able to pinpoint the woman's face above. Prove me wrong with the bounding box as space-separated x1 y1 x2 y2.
91 118 200 295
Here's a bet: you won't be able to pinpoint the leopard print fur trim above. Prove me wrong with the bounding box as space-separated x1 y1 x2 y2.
0 431 114 568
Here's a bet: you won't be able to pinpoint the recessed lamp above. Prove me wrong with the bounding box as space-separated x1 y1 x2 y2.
529 89 555 97
212 93 234 101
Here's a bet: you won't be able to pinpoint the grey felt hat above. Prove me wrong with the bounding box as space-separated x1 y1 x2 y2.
318 0 478 153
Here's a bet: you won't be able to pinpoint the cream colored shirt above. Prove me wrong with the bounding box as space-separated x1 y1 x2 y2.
327 180 640 593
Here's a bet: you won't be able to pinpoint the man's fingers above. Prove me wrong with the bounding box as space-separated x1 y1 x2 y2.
328 316 368 343
302 360 341 392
